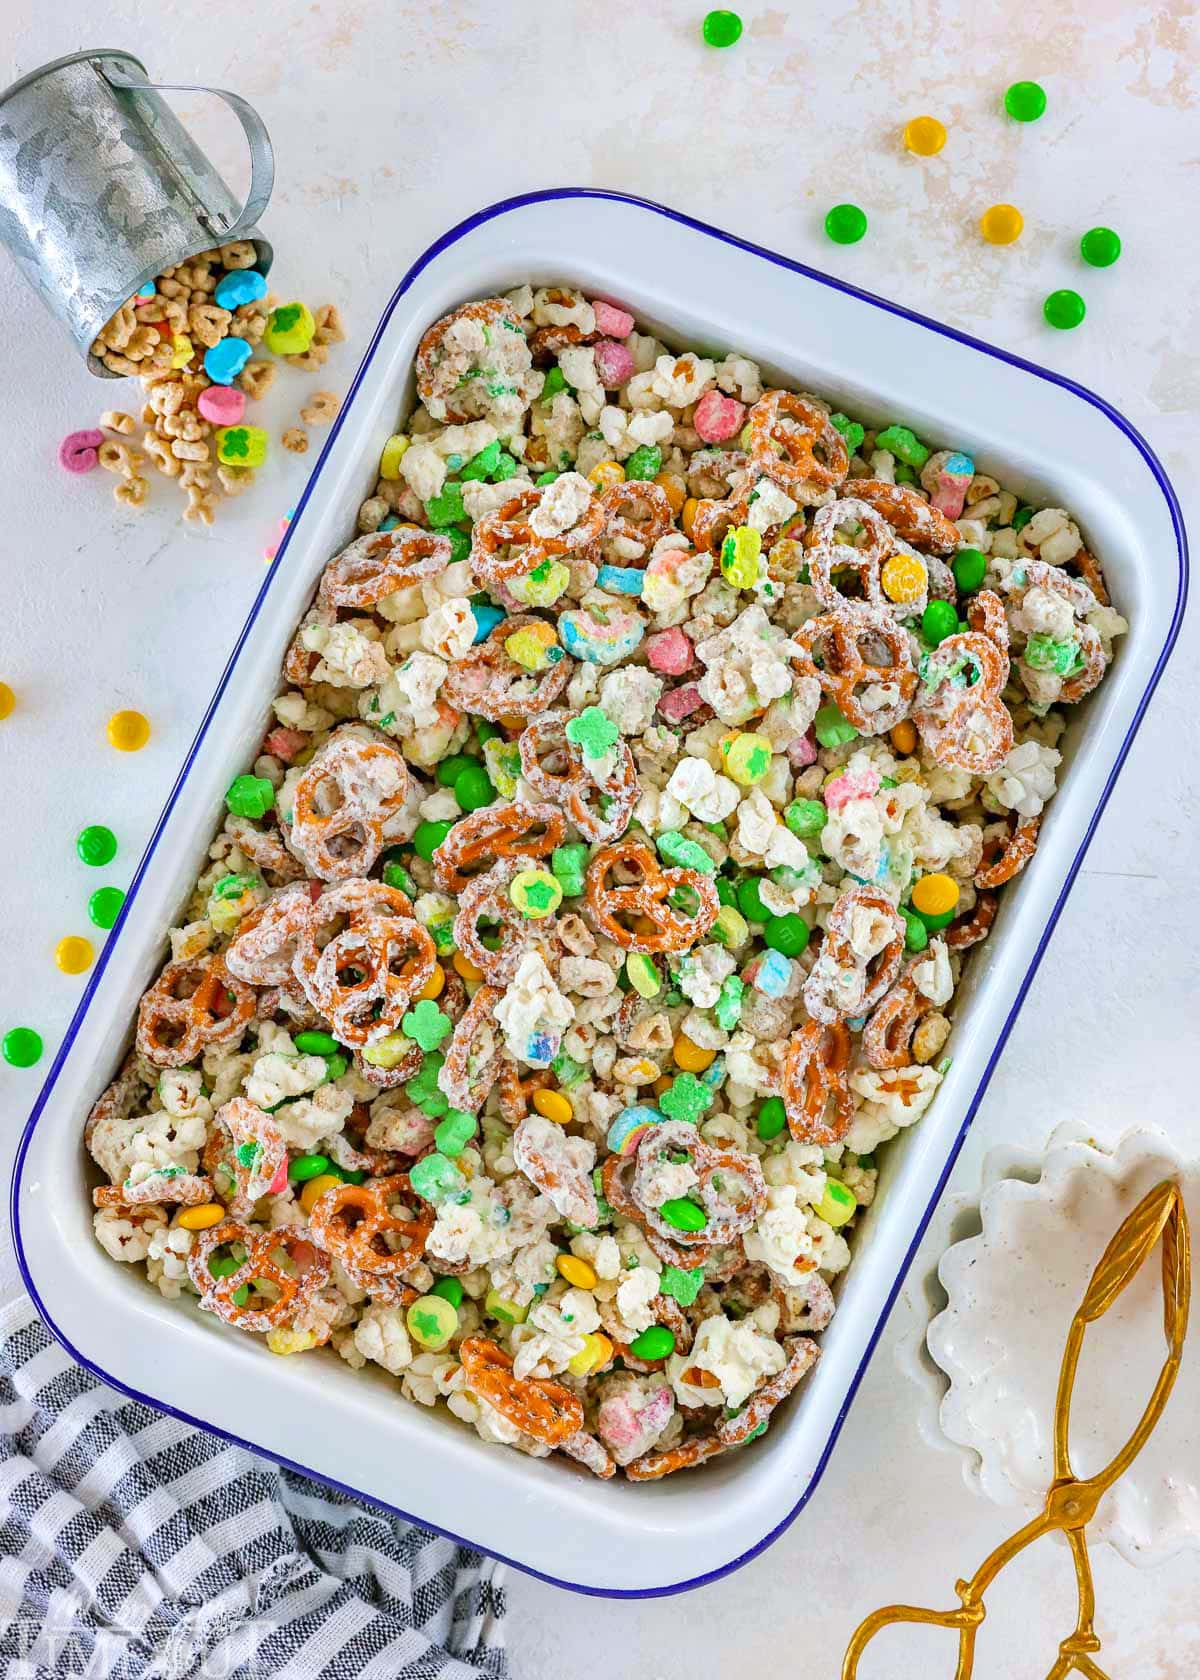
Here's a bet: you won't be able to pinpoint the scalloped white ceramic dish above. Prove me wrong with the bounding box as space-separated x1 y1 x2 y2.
927 1125 1198 1567
9 190 1188 1594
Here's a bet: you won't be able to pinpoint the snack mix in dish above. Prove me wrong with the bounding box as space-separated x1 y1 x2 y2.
88 286 1127 1480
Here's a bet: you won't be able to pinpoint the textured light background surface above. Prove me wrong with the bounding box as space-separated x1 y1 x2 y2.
1 3 1197 1675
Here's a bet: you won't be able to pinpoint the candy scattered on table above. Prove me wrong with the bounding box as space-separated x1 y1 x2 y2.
76 824 117 867
1004 80 1047 122
701 8 742 46
825 203 868 245
1080 226 1121 268
54 935 95 975
2 1026 42 1068
1044 288 1086 330
903 115 947 156
106 709 150 752
88 886 126 929
980 204 1024 246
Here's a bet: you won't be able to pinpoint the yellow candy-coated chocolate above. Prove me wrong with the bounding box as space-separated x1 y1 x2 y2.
980 204 1024 246
533 1088 573 1125
588 461 625 489
912 872 960 916
904 115 947 156
556 1254 598 1290
299 1173 342 1214
0 682 15 720
417 963 446 1002
880 552 928 605
673 1033 716 1074
107 709 151 752
177 1202 227 1231
453 951 484 982
54 935 95 975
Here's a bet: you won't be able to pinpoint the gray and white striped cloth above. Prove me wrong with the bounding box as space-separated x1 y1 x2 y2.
0 1299 509 1679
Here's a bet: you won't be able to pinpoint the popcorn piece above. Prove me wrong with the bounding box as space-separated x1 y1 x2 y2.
666 756 740 823
984 740 1061 820
668 1312 786 1410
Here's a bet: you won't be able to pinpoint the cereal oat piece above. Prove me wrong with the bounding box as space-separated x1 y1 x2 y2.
282 426 309 454
301 391 341 426
99 410 135 435
238 360 276 400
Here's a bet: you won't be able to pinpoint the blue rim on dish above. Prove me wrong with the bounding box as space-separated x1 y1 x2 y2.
10 188 1189 1598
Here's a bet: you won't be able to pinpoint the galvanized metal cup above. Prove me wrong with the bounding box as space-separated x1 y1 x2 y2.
0 48 274 376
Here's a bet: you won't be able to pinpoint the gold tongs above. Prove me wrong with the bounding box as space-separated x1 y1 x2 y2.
842 1180 1190 1680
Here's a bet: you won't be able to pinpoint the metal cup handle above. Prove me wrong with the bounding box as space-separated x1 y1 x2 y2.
102 62 274 242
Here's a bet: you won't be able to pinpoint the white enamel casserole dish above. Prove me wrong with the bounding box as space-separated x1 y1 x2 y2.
12 190 1187 1596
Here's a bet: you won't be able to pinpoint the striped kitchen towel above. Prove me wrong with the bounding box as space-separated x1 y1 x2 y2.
0 1298 508 1679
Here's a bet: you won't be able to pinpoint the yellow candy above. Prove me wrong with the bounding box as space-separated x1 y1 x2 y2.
266 1327 321 1355
588 461 625 489
880 552 928 605
417 963 446 1002
903 115 947 156
625 952 662 999
721 732 773 787
107 709 151 752
712 905 749 948
509 559 570 607
568 1331 614 1377
912 872 960 916
980 203 1024 246
653 470 686 515
177 1202 227 1231
557 1254 598 1290
720 525 762 590
453 951 484 982
360 1031 413 1069
0 682 15 720
215 425 269 469
379 434 410 479
505 622 559 672
673 1033 715 1074
54 935 94 975
208 895 248 936
509 867 563 919
680 496 699 539
170 333 194 370
299 1173 342 1214
533 1088 573 1125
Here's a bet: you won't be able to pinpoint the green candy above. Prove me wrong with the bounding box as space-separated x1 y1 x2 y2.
435 1109 478 1157
566 706 620 760
916 905 956 933
902 908 929 952
658 1264 705 1305
88 886 126 929
212 872 260 901
454 764 495 811
1011 507 1035 532
402 999 453 1052
757 1095 788 1142
289 1153 332 1182
659 1072 713 1124
551 842 589 896
785 798 826 837
1025 633 1080 675
459 440 501 482
485 1288 528 1325
714 975 744 1032
551 1049 589 1088
294 1028 339 1055
629 1325 676 1360
208 1252 241 1279
318 1053 348 1084
436 752 478 787
405 1052 448 1116
764 913 810 957
225 774 275 819
432 525 471 563
383 860 417 894
716 876 737 907
535 471 559 486
921 600 959 647
814 704 859 749
952 548 987 593
659 1197 708 1233
1043 289 1086 331
541 367 569 402
424 481 466 525
657 830 716 874
431 1276 464 1308
492 452 519 482
3 1026 44 1069
624 444 662 480
410 1151 466 1205
875 424 930 469
829 413 865 454
414 820 454 861
735 876 770 923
